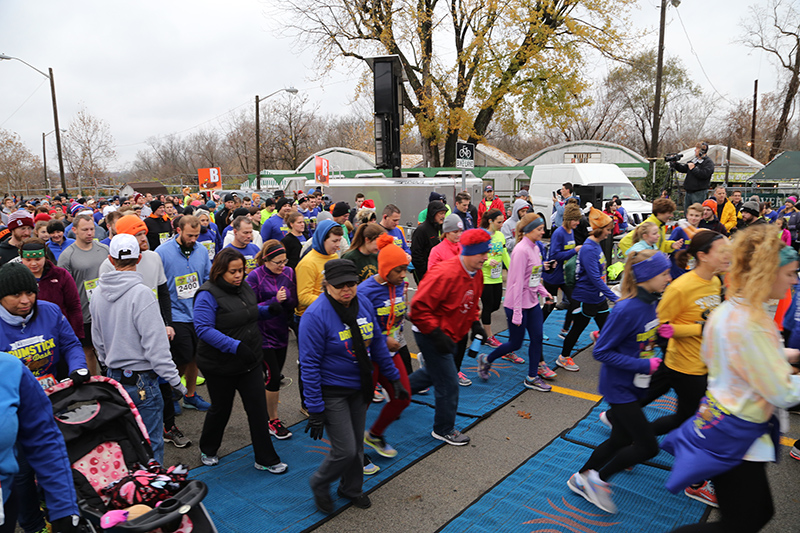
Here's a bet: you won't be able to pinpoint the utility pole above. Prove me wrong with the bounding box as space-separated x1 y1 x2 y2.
255 95 261 190
649 0 669 160
750 79 758 159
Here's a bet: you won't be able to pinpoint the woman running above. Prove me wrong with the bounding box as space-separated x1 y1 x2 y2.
558 208 618 372
542 203 582 338
477 213 555 390
568 250 671 514
480 209 510 347
663 224 800 532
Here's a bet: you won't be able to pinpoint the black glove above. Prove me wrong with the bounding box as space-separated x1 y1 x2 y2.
305 411 325 440
236 342 257 360
50 515 81 533
390 379 410 400
69 368 90 386
268 301 283 316
429 327 456 354
471 321 487 342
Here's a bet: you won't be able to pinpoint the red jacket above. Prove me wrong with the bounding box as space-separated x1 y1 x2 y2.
411 255 482 342
477 197 506 221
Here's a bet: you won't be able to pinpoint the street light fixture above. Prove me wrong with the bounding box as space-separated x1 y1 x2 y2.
254 87 299 190
0 53 68 196
43 129 67 196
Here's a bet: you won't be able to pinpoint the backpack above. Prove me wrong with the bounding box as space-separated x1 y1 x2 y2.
564 255 578 289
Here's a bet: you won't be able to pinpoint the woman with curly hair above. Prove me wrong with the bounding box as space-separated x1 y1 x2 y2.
663 224 800 532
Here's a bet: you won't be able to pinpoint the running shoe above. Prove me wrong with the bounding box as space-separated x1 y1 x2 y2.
458 372 472 386
337 488 372 509
183 393 211 411
269 418 292 440
556 355 580 372
542 334 550 341
364 431 398 458
417 388 430 395
487 336 503 348
255 461 288 474
578 470 617 513
568 472 617 514
558 328 569 340
416 351 425 368
538 362 557 380
599 411 612 430
279 376 293 390
431 429 470 446
791 446 800 461
363 457 381 475
684 481 718 508
164 425 191 448
502 352 525 364
590 330 600 342
477 354 491 381
373 385 385 403
200 453 219 466
523 375 551 392
181 375 205 387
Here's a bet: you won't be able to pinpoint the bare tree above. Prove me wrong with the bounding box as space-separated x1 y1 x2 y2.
742 0 800 161
266 94 320 170
62 105 117 196
0 129 42 196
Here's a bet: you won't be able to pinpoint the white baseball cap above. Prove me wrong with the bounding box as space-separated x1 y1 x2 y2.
109 233 140 260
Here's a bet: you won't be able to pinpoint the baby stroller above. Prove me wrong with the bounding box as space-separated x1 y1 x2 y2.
46 376 217 532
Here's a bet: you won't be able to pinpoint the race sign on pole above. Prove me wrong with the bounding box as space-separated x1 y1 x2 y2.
315 156 330 186
456 142 475 169
198 167 222 190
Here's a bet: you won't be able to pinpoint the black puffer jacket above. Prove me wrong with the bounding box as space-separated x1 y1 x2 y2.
411 200 447 281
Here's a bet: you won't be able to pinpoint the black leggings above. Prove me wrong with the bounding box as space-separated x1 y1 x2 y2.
263 346 288 392
669 461 773 532
580 401 659 481
561 301 609 358
542 281 576 330
637 364 707 436
397 345 413 375
481 283 504 325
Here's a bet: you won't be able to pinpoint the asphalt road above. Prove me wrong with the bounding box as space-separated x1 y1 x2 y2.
163 304 800 533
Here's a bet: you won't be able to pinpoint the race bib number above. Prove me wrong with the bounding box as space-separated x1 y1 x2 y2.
528 265 542 287
84 278 99 301
202 241 215 260
393 328 407 349
159 232 171 245
490 264 502 279
245 256 257 272
36 373 57 391
175 272 200 299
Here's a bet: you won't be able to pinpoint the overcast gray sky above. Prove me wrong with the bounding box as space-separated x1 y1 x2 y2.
0 0 781 171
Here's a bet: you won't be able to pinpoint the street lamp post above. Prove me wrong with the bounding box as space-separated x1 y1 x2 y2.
254 87 298 190
0 54 68 196
43 129 66 196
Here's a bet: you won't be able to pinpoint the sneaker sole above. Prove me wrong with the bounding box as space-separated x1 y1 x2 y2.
431 430 469 446
524 381 551 392
584 481 617 514
269 430 293 440
256 462 288 474
556 360 580 372
567 475 591 504
791 450 800 461
364 439 398 458
684 490 719 508
164 437 191 448
459 380 472 386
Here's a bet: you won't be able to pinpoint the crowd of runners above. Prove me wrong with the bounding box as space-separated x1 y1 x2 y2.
0 180 799 533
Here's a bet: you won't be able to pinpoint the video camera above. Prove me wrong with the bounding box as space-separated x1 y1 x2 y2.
664 153 682 163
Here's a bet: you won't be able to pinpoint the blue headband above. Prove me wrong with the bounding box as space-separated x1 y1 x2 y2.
522 218 544 235
460 229 492 256
780 245 799 267
631 252 671 283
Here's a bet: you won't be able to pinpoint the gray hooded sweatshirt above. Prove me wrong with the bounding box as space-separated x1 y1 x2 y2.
90 270 185 393
502 199 531 252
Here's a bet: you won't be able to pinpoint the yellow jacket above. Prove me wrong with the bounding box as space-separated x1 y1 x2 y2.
295 249 338 316
619 214 676 255
717 199 738 232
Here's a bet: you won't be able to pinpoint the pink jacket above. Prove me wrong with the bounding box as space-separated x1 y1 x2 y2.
427 238 461 271
504 237 551 325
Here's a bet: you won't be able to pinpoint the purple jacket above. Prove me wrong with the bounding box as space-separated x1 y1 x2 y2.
245 264 298 348
37 261 84 339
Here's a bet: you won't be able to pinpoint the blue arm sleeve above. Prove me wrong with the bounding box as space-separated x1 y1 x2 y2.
550 230 577 263
18 365 80 520
399 231 411 254
58 312 87 373
193 291 240 354
593 308 652 374
298 311 326 413
582 247 618 302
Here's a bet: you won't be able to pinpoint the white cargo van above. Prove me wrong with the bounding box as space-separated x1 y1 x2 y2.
526 164 652 228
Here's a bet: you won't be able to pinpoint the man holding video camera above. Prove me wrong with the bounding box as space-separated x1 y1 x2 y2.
671 141 715 212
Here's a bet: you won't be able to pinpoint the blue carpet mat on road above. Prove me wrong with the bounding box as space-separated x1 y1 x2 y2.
192 402 475 533
494 308 595 354
437 438 707 533
562 392 679 469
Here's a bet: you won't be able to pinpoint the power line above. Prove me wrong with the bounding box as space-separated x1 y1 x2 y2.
674 9 735 105
0 78 47 128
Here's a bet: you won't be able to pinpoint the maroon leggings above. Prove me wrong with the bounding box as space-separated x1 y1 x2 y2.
369 353 411 436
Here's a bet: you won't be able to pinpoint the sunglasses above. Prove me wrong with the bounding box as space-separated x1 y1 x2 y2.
331 281 357 290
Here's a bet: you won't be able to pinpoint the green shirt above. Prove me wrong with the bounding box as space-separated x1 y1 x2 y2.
342 249 378 282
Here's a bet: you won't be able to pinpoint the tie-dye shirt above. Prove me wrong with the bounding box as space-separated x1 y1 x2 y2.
702 298 800 461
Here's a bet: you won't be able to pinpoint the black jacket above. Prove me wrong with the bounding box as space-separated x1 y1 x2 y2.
675 157 715 193
698 217 728 236
281 232 305 270
196 280 263 377
144 215 173 251
411 200 446 281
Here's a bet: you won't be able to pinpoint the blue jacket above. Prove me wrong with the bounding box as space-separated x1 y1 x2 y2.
260 214 290 243
155 238 212 323
786 283 800 349
358 276 407 341
0 300 86 381
298 291 399 413
669 227 691 250
384 226 411 255
542 226 577 285
572 239 617 305
0 353 79 518
594 289 659 403
47 237 75 262
197 222 222 260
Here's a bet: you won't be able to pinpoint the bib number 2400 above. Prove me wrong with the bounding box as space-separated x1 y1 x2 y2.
176 272 200 299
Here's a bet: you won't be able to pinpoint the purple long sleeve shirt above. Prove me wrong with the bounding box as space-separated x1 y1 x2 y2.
245 264 298 348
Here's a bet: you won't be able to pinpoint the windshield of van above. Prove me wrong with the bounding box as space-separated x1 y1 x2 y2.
599 183 644 201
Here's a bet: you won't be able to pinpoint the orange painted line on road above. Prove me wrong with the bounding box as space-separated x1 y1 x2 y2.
550 385 602 402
